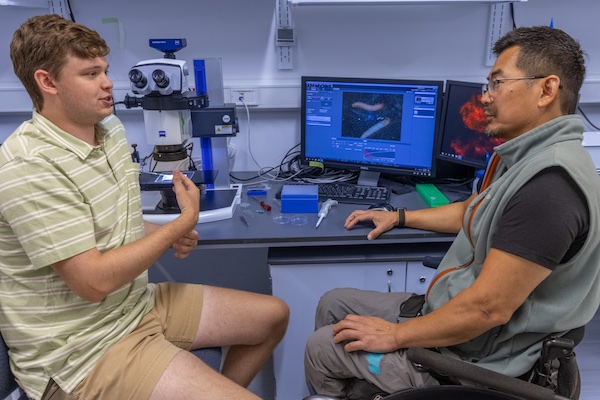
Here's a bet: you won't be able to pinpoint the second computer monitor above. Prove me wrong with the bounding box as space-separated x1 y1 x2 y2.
301 76 444 186
437 80 505 170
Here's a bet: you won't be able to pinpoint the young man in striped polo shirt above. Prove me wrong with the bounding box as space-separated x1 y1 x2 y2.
0 14 289 400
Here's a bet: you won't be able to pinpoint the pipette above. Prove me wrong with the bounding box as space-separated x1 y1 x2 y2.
316 199 338 228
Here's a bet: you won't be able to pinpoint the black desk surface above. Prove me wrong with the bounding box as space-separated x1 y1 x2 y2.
164 180 464 248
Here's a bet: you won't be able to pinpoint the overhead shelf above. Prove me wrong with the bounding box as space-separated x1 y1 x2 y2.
289 0 526 5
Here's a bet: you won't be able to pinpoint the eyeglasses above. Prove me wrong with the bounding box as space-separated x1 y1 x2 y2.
482 76 547 97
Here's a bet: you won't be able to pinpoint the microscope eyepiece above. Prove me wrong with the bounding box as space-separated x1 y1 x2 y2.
128 69 147 89
152 69 170 89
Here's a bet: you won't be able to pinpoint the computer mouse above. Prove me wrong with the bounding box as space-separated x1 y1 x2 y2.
368 203 395 212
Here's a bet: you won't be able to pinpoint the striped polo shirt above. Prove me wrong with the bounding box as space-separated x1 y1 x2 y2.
0 112 154 399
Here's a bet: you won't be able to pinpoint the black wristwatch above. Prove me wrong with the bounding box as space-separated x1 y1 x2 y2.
396 207 407 228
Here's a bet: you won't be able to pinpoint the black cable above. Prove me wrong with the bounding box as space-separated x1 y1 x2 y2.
229 163 285 182
509 3 518 29
230 144 293 182
229 142 354 183
578 106 600 131
141 154 153 172
66 0 76 22
229 173 262 182
111 101 125 117
185 141 197 170
230 149 293 182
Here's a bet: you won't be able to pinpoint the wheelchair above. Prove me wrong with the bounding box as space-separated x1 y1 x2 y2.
305 325 583 400
305 256 584 400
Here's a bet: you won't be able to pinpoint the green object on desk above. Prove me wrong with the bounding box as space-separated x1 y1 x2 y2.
415 183 450 207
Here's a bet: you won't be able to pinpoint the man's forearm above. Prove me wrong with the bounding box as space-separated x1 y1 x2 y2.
405 194 476 233
54 210 198 302
144 220 160 235
392 289 504 350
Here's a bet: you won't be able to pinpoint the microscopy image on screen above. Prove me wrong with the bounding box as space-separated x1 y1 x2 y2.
439 81 505 169
451 93 503 161
341 92 404 141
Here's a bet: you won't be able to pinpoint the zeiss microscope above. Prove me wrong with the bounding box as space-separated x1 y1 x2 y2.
124 39 241 224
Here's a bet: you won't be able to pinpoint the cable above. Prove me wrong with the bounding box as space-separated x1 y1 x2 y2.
111 101 125 117
509 3 518 29
502 6 600 135
140 154 153 172
65 0 76 22
229 142 357 186
238 97 262 170
578 106 600 131
185 141 197 170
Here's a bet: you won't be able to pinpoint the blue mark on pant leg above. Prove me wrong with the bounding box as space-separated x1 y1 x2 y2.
365 353 384 375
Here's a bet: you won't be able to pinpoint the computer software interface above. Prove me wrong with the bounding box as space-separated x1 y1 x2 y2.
302 77 443 178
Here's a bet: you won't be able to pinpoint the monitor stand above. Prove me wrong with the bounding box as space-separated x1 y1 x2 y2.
378 177 412 196
357 170 412 195
357 170 380 187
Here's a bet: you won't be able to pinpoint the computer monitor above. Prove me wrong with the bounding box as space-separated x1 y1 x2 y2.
300 76 444 186
437 80 505 170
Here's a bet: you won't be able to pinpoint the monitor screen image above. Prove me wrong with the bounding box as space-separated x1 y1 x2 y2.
300 76 444 186
437 80 505 170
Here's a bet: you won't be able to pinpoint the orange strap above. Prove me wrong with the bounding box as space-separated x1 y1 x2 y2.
480 155 501 192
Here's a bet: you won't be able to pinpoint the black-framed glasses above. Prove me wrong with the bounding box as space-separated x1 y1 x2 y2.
482 76 547 97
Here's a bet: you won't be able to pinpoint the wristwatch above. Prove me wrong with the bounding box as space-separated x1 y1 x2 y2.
396 207 407 228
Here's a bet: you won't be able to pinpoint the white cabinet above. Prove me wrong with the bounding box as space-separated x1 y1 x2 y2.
270 261 407 400
405 260 437 294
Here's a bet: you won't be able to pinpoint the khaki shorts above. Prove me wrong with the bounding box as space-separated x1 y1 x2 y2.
41 282 203 400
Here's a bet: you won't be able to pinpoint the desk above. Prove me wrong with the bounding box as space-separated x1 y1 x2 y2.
147 181 460 400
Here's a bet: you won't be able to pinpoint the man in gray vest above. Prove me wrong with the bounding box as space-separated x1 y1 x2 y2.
305 26 600 399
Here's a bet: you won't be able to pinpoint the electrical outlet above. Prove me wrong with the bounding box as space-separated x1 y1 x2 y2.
230 88 259 106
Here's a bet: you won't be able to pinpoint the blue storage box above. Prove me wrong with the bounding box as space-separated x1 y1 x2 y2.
281 185 318 213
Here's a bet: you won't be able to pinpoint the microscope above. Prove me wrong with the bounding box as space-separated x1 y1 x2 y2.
124 39 241 224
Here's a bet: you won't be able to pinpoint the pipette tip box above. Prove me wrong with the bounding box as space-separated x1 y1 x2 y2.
415 183 450 208
281 185 318 213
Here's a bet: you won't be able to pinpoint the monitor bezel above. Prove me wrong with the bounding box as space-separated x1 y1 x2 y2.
300 75 445 182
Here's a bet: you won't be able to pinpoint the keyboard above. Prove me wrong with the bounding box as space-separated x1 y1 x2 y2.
276 183 390 205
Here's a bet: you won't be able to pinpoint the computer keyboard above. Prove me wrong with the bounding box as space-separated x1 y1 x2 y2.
276 182 390 205
318 183 390 204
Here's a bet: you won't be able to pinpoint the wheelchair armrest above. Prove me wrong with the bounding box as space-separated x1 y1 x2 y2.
422 256 443 269
406 347 569 400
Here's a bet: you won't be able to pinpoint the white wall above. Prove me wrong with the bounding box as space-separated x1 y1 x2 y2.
1 0 599 171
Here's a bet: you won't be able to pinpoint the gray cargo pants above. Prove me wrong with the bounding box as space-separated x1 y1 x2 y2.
304 288 439 398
